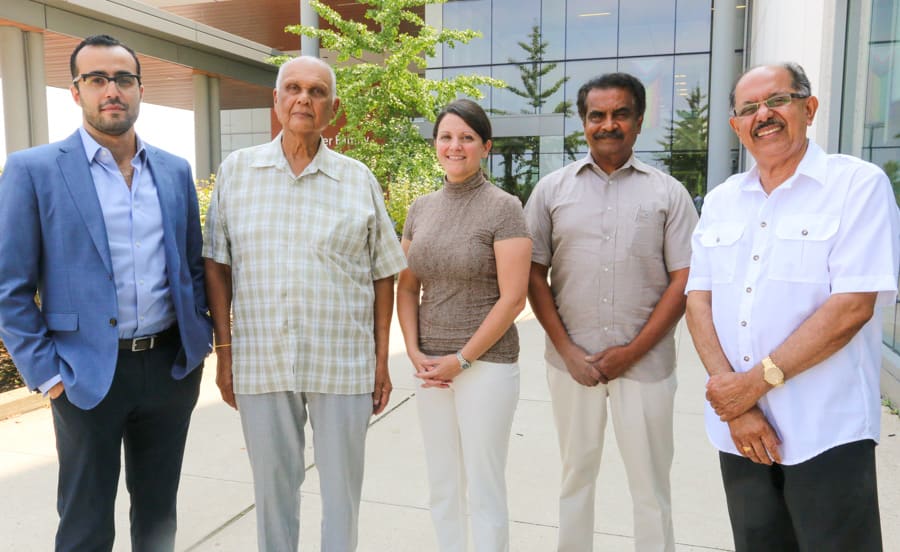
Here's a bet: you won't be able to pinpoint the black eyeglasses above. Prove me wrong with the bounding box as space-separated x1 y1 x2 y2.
732 93 808 117
72 73 142 90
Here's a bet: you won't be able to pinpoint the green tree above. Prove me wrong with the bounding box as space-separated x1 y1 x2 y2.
657 85 709 197
491 25 584 203
276 0 502 232
883 159 900 205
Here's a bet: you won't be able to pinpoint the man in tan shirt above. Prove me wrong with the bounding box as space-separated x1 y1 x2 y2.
525 73 697 552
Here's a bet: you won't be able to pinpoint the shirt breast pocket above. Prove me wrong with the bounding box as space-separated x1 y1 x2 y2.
699 222 745 284
769 215 838 284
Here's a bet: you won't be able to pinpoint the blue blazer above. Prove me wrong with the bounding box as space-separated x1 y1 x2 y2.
0 131 212 409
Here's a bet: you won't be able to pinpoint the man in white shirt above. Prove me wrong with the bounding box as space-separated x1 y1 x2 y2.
685 62 900 551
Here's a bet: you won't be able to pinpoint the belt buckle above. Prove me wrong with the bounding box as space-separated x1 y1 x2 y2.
131 335 155 352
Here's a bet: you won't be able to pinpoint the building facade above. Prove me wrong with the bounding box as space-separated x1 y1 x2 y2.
0 0 898 401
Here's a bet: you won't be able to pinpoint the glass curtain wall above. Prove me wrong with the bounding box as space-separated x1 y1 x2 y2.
859 0 900 350
433 0 723 203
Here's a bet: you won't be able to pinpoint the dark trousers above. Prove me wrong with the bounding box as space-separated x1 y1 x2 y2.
720 439 882 552
50 340 202 552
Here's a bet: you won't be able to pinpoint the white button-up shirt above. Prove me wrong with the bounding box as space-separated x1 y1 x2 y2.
686 141 900 464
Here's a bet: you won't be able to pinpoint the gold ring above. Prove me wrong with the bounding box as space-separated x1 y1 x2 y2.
742 446 752 453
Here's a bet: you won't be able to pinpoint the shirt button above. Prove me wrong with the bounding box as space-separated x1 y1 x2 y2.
746 287 752 293
760 221 767 228
136 242 141 248
605 236 611 241
603 326 609 332
741 321 747 327
743 355 750 362
801 229 809 236
603 267 609 272
753 255 760 261
109 318 118 327
602 298 608 303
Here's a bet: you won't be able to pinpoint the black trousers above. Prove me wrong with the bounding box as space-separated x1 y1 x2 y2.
50 339 202 552
720 439 882 552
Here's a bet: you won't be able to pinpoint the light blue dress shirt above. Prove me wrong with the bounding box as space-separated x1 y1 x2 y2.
38 129 175 394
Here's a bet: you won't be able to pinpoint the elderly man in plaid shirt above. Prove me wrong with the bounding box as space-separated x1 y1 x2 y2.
203 56 406 552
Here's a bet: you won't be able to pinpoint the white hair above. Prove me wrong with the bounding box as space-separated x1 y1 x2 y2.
275 56 337 100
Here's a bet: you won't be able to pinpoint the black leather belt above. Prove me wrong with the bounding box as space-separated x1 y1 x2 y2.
118 325 179 352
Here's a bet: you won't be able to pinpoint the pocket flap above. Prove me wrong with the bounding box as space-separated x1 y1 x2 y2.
45 312 79 331
699 222 744 247
775 215 839 241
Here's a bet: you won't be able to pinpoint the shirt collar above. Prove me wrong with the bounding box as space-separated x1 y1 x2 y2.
253 133 340 181
575 152 651 178
737 139 826 192
77 126 146 164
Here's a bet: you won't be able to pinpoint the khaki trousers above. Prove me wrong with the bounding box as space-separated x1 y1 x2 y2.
547 365 676 552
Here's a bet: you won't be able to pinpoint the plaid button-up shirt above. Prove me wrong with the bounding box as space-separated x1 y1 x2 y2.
203 135 407 395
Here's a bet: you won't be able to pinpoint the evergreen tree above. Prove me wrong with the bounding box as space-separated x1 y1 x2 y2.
658 85 709 197
491 25 584 203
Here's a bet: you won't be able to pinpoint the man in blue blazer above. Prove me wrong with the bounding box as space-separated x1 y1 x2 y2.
0 35 211 551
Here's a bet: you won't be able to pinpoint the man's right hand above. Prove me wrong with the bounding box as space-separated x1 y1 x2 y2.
215 347 237 410
561 342 605 387
727 406 781 465
48 382 64 400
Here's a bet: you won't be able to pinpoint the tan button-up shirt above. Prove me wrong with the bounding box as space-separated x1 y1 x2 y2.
525 154 697 381
203 135 407 395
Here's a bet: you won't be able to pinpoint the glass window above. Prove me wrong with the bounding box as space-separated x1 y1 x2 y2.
443 0 492 67
672 55 710 124
566 0 618 60
618 55 674 152
675 0 712 52
492 64 534 114
492 0 541 64
619 0 676 57
541 0 566 61
564 59 617 136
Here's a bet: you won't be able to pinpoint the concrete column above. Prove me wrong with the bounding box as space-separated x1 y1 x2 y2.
301 0 319 57
1 27 48 154
25 31 48 147
706 1 743 190
193 73 212 179
208 76 221 174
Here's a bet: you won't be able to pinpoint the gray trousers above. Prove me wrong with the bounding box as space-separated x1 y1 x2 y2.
236 391 372 552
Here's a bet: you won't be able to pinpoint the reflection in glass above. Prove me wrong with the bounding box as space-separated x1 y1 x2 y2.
542 0 565 61
443 0 491 66
564 59 617 136
566 0 617 60
618 56 674 152
675 0 712 52
492 0 541 63
619 0 675 57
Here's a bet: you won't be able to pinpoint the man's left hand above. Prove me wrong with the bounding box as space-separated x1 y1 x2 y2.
372 362 393 415
707 371 765 421
586 345 636 382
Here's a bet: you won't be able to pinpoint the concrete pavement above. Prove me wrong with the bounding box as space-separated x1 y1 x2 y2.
2 310 899 551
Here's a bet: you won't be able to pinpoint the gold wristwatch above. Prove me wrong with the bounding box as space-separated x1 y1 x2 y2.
761 356 784 387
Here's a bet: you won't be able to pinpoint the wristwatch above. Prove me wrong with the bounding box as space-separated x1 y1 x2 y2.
761 356 784 387
456 350 472 370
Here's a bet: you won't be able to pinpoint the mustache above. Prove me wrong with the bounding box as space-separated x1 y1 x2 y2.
592 130 624 140
100 99 127 109
753 118 781 133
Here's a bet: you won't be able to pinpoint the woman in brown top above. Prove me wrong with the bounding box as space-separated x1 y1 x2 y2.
397 99 532 551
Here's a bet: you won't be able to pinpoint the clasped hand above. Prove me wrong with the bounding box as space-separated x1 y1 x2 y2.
706 371 764 421
408 350 461 388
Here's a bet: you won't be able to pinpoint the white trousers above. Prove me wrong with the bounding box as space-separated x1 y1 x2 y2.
416 360 520 552
236 391 372 552
547 366 677 552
